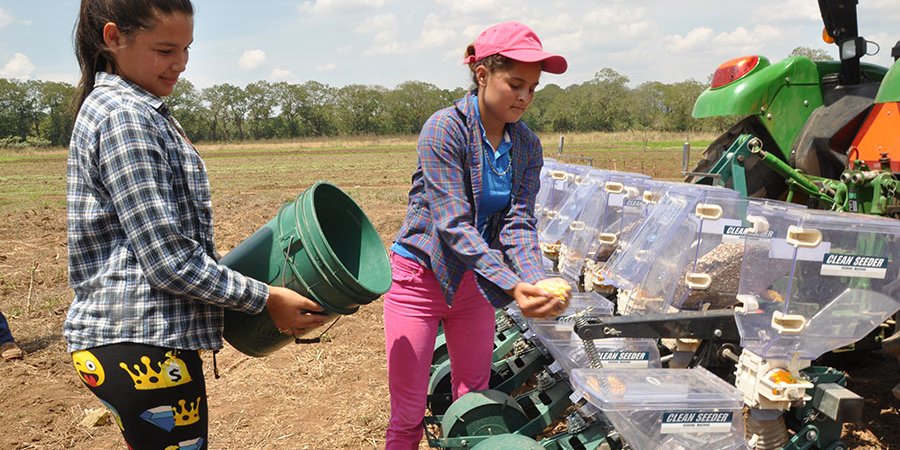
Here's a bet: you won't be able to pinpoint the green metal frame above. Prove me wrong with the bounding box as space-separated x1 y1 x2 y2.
748 137 900 215
426 382 574 449
540 422 620 450
693 56 889 162
781 367 852 450
875 59 900 103
693 56 823 159
693 133 753 196
428 347 547 416
471 434 543 449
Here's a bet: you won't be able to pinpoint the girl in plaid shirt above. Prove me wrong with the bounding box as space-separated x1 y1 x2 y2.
65 1 326 448
384 22 572 449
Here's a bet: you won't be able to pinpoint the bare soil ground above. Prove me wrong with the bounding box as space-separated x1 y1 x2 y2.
0 134 897 449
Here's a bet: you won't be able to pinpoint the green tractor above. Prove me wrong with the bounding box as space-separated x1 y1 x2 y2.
688 0 900 216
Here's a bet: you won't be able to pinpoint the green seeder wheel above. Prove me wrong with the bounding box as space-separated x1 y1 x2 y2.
471 433 543 449
440 390 528 439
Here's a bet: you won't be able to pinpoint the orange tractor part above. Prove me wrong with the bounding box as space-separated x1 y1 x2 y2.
851 101 900 172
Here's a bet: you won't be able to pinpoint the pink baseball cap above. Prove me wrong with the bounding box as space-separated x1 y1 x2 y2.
463 21 567 74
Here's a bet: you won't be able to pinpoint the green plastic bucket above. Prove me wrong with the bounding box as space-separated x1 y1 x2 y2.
222 181 391 357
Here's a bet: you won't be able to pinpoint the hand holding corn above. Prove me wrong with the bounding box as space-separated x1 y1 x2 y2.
536 278 573 301
536 278 573 316
508 278 568 319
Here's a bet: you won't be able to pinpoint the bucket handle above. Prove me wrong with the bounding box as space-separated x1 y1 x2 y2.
279 233 340 344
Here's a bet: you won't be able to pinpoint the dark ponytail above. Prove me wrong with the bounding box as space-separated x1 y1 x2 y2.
464 44 515 87
73 0 194 110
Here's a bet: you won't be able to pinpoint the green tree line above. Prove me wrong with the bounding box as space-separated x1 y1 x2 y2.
0 67 729 147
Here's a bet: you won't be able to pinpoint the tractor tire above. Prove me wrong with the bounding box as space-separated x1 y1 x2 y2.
688 116 788 199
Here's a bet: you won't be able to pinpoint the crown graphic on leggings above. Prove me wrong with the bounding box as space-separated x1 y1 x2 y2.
119 351 193 390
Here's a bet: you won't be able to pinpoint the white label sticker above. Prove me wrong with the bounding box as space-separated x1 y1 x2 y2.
700 218 742 235
660 411 733 434
597 351 650 368
820 253 888 279
721 225 775 243
624 198 645 211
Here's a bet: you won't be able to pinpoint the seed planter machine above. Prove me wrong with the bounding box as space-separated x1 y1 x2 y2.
422 161 900 449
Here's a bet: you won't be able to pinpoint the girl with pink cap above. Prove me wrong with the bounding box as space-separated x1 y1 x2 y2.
384 21 570 449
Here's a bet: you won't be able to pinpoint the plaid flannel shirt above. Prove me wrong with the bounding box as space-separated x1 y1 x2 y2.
65 72 268 352
392 92 546 307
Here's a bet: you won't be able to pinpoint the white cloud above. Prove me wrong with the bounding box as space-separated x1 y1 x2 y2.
238 49 267 71
298 0 385 15
417 13 457 50
713 27 759 49
0 53 36 79
355 13 395 34
433 0 498 15
665 25 781 55
315 63 337 71
752 0 821 23
355 13 402 55
552 6 657 53
666 27 715 53
871 0 900 16
0 8 14 28
544 30 584 54
270 68 294 81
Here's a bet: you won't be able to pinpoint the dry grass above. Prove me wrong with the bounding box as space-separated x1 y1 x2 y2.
196 135 418 152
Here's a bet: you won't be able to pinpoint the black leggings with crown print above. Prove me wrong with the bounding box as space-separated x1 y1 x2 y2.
71 343 208 450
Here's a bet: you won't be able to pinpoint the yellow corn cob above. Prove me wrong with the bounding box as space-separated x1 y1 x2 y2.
536 279 572 301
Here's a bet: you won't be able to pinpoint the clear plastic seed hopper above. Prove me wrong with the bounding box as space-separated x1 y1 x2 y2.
732 203 900 414
554 172 652 291
604 184 745 314
570 367 748 450
535 162 594 264
572 201 900 450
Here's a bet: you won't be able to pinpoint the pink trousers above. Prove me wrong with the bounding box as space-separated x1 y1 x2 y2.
383 253 497 450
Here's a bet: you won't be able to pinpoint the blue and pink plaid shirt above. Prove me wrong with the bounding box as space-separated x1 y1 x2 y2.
391 92 546 307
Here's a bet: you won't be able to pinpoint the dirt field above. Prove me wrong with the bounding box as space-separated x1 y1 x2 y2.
0 133 897 449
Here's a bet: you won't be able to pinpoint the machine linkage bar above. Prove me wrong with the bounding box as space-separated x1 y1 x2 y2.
573 309 741 341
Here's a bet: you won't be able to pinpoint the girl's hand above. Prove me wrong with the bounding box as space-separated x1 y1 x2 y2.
507 281 564 319
265 286 329 335
536 277 573 303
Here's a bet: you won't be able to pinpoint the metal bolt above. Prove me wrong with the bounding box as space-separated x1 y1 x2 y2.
714 329 723 338
766 113 773 120
785 76 791 83
803 100 810 106
736 155 745 163
805 429 818 442
460 439 468 447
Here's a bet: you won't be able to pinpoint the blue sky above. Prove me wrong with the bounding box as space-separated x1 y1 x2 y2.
1 0 898 90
